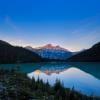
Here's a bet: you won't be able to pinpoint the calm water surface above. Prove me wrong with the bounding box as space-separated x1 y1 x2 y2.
0 62 100 96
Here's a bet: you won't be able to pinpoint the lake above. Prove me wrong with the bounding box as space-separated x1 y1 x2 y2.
0 62 100 96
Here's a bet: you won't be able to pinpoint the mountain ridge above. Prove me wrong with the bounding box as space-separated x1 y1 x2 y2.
67 42 100 62
25 44 69 51
25 44 73 60
0 40 42 64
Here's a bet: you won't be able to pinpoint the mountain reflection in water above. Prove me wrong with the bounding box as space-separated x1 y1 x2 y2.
28 64 100 96
0 62 100 96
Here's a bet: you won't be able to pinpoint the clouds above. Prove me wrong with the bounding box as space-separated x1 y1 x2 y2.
4 16 21 32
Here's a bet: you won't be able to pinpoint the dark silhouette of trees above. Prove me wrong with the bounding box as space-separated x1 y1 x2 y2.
0 40 42 64
0 69 100 100
67 42 100 62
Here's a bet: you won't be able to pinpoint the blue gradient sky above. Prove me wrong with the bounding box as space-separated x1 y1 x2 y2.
0 0 100 51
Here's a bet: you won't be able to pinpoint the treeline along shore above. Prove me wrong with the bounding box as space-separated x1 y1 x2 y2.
0 68 100 100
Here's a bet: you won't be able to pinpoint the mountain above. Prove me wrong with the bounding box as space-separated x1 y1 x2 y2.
25 44 73 60
0 40 42 64
37 44 69 51
67 42 100 62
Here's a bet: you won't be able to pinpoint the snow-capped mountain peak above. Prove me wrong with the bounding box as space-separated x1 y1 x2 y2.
25 44 73 60
37 44 69 51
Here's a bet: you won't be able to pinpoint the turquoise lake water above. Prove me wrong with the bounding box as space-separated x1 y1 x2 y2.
0 62 100 96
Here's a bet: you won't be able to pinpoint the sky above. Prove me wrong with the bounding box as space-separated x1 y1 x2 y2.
0 0 100 51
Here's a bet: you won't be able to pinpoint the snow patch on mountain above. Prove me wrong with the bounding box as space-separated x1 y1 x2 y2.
25 44 73 60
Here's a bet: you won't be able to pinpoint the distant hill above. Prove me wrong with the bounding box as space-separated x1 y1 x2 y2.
25 44 73 60
0 40 42 64
67 42 100 62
